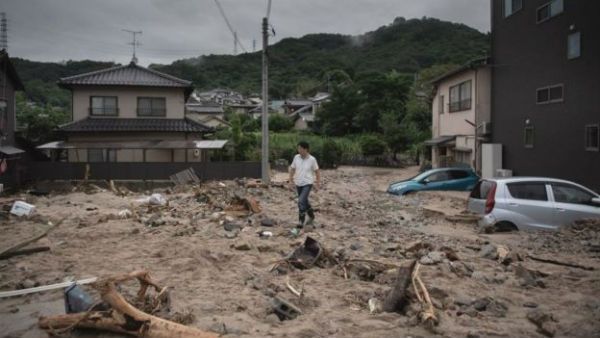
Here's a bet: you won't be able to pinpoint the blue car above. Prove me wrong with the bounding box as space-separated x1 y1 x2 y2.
387 167 480 196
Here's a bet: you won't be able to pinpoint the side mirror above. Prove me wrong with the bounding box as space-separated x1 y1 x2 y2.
592 197 600 206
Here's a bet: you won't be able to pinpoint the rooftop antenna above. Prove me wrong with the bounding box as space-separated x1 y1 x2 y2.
0 13 7 51
122 29 142 64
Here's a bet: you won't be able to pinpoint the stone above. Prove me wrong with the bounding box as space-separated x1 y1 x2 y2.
527 310 557 337
472 297 491 311
265 313 281 324
471 271 491 282
234 241 252 251
449 261 473 277
480 244 499 260
350 243 363 251
486 299 508 317
454 294 473 306
419 251 446 265
261 218 276 227
20 279 36 289
515 264 546 288
224 222 241 232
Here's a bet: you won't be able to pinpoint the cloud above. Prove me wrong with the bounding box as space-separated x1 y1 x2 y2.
2 0 489 66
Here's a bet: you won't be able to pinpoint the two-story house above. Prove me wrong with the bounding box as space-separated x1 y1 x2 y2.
0 50 26 189
40 61 218 163
426 57 492 171
490 0 599 191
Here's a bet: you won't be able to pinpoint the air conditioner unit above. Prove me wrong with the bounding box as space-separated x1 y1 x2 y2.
496 169 513 178
481 122 492 135
193 149 201 157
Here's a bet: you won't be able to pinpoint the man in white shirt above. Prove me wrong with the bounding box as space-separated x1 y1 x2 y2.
289 141 320 228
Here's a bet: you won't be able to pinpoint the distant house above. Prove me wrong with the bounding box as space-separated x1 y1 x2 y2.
185 102 229 129
283 93 330 130
0 50 26 189
39 62 221 163
283 99 313 115
425 57 491 170
490 0 599 191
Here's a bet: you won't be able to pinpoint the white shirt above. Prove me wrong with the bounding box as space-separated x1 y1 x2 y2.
290 154 319 186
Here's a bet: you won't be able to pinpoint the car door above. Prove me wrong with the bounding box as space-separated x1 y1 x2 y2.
446 170 475 191
422 171 451 191
505 181 558 230
550 182 600 227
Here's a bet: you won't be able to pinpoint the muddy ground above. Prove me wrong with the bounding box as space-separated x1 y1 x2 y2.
0 166 599 338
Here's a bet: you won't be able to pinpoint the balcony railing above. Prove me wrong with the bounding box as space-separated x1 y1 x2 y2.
137 108 166 117
89 107 119 116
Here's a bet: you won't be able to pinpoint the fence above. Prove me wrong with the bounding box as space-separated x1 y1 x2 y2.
27 162 261 181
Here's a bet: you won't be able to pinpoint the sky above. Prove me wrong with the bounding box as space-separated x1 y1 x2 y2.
1 0 490 66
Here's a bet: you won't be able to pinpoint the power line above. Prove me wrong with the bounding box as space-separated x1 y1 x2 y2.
213 0 248 53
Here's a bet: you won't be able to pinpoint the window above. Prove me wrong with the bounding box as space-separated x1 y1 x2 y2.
449 80 471 112
87 149 116 162
137 97 166 117
536 84 563 104
90 96 118 116
426 171 450 183
438 95 444 114
524 126 534 148
551 183 596 205
470 180 496 199
585 124 599 151
449 170 470 180
88 149 104 162
537 0 563 23
567 32 581 59
507 182 548 201
504 0 522 17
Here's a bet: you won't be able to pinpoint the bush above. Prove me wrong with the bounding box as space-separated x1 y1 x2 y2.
269 114 294 132
360 134 387 156
320 139 341 168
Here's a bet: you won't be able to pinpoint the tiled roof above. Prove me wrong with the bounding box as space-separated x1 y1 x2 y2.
59 118 212 133
58 63 192 88
185 104 224 114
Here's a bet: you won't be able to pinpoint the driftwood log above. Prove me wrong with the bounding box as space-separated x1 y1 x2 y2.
382 259 416 312
38 270 217 338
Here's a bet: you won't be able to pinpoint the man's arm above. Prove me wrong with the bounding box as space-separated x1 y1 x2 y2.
289 167 295 183
315 169 321 190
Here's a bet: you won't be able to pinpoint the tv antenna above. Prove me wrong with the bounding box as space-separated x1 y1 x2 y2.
122 29 142 64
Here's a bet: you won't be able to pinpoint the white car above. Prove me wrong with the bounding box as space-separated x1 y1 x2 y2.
467 177 600 231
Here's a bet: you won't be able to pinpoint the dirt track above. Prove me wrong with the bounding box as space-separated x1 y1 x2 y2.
1 166 599 338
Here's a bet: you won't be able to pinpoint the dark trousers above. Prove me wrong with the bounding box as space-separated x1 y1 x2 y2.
296 184 314 222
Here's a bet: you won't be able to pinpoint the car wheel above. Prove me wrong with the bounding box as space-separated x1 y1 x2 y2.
402 190 414 196
494 221 518 232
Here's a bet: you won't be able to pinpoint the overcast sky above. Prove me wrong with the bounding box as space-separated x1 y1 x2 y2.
1 0 490 66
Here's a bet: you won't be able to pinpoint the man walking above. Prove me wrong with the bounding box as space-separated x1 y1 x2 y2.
289 141 320 228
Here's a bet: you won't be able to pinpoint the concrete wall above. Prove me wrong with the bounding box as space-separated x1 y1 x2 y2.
71 86 186 121
491 0 600 191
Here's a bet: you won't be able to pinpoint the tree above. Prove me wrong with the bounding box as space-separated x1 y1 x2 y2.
315 84 364 136
228 114 257 161
16 93 69 144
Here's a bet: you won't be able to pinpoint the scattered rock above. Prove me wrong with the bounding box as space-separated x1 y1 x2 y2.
515 264 547 288
265 313 281 324
419 250 446 265
224 222 241 232
449 261 474 277
480 244 499 260
233 241 252 251
368 298 382 314
527 309 557 337
261 218 276 227
350 243 363 251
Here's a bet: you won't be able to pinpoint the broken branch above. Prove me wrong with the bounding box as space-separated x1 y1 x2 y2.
286 277 303 298
527 255 594 271
39 270 218 338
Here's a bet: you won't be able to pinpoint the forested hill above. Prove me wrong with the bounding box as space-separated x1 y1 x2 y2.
12 16 489 104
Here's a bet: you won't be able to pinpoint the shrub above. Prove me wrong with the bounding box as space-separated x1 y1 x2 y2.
320 139 341 168
360 134 387 156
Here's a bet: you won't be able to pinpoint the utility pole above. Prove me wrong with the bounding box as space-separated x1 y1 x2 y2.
261 17 270 184
122 29 142 64
0 13 7 51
